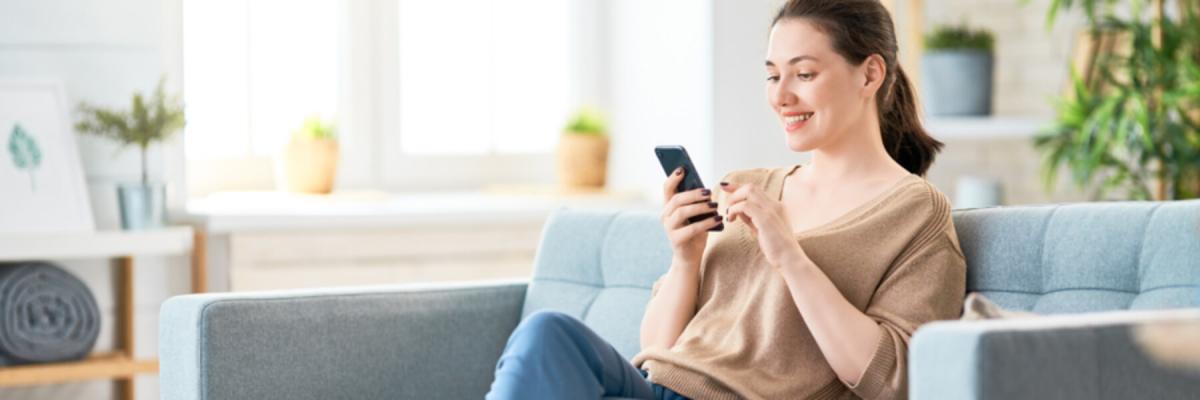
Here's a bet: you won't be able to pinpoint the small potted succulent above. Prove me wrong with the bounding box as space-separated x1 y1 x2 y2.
921 23 996 116
279 115 338 194
557 106 609 189
75 78 185 230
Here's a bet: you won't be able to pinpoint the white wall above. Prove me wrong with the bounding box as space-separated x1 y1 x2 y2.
925 0 1084 116
0 0 186 399
710 0 804 177
602 0 798 202
604 0 715 202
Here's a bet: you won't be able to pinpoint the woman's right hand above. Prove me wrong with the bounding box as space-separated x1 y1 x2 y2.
661 167 723 267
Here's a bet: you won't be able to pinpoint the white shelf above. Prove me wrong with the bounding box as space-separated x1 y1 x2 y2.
925 116 1051 140
0 226 194 261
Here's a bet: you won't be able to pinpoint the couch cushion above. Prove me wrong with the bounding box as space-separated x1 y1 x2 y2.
953 200 1200 314
521 209 671 360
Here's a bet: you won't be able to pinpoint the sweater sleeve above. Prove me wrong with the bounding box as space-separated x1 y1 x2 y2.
842 229 966 399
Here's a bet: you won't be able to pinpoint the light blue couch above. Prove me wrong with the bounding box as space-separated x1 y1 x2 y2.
160 201 1200 400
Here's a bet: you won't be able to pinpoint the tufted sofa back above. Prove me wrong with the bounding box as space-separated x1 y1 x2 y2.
954 200 1199 313
522 201 1200 360
521 209 671 359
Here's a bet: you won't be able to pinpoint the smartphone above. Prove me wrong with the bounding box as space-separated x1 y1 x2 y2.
654 145 722 231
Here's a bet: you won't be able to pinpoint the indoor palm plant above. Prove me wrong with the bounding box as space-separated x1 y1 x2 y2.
1032 0 1200 200
557 106 609 189
75 78 185 229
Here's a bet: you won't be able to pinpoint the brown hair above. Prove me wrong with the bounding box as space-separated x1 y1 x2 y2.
772 0 942 176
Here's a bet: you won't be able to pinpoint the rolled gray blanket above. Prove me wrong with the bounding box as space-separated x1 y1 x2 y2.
0 262 100 366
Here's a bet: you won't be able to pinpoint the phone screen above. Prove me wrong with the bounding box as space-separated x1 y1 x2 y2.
654 145 722 231
654 145 705 192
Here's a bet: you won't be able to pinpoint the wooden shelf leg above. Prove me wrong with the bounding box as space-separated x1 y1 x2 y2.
192 229 207 293
115 256 136 400
116 377 135 400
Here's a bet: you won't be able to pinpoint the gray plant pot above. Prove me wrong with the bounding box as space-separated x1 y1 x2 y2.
117 182 166 230
921 49 993 116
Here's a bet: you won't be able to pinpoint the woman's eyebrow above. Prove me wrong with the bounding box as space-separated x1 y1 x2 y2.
765 55 819 67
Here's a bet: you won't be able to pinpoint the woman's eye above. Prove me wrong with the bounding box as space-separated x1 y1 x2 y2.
797 73 816 81
766 75 780 82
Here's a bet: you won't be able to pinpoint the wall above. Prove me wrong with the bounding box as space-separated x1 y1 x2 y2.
710 0 802 177
0 0 187 399
925 0 1085 116
604 0 715 202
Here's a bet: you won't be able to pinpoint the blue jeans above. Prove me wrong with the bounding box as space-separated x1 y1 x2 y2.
486 311 690 400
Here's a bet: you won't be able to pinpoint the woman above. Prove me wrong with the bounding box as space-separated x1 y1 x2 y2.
486 0 966 398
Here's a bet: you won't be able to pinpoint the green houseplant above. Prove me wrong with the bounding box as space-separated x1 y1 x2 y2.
280 115 339 194
1031 0 1200 200
921 23 996 116
557 106 609 190
924 24 996 51
75 78 185 229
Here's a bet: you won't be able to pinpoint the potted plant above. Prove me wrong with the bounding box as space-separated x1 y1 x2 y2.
557 106 609 190
280 115 338 194
921 23 996 116
1032 0 1200 200
75 78 185 230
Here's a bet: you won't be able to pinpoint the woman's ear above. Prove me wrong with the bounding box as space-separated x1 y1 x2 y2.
859 54 886 99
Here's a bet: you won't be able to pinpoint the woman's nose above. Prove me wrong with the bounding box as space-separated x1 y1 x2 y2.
771 83 795 108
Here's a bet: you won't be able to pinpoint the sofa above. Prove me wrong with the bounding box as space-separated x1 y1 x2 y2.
160 200 1200 399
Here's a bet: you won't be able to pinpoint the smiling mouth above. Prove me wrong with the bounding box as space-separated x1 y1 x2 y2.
783 113 813 124
783 112 814 131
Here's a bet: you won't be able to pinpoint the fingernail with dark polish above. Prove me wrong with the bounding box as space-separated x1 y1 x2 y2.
708 201 718 208
674 167 683 175
701 189 711 196
713 214 722 222
719 182 729 187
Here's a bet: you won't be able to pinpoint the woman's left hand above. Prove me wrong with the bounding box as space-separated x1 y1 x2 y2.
720 181 807 268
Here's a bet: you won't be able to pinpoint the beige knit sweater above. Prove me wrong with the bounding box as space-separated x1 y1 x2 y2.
632 165 966 400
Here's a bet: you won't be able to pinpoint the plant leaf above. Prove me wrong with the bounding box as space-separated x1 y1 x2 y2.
7 124 42 191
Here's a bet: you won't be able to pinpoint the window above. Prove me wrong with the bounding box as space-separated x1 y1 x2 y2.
397 0 574 155
183 0 340 159
182 0 579 191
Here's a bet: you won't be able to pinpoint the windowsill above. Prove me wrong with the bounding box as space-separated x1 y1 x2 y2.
186 186 653 233
924 115 1051 140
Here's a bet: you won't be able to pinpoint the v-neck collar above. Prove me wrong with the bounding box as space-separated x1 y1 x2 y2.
772 164 919 238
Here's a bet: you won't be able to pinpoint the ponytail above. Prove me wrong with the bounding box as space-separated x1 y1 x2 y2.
880 65 942 176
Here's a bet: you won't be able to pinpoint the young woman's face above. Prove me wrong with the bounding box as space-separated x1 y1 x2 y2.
765 19 873 152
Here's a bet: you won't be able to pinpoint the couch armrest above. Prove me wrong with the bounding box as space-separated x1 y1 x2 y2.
159 280 527 400
910 309 1200 400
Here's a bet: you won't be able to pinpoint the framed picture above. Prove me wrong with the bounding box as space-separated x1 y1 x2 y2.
0 80 94 234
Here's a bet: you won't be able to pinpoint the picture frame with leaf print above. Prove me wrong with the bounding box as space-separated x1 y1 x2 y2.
0 80 94 234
